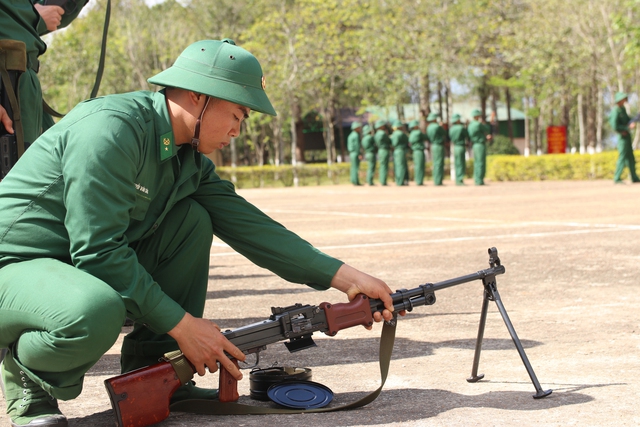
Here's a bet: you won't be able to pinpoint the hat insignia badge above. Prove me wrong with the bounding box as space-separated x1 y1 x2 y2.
261 76 266 90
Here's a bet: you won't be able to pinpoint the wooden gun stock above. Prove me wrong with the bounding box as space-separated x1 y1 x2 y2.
104 361 183 427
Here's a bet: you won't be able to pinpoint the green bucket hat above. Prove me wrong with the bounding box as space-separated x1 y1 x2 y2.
375 119 388 129
471 109 482 118
148 39 276 116
392 119 404 128
451 113 461 122
351 121 362 130
427 112 439 121
615 92 628 103
408 119 419 129
362 124 371 134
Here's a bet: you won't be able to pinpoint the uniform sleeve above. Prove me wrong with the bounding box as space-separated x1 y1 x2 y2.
60 110 185 334
191 161 343 290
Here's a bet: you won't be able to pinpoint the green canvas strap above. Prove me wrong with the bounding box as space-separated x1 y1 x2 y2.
0 40 26 157
169 320 397 415
44 0 111 118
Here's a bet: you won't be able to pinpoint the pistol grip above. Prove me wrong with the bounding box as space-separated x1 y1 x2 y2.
218 359 240 402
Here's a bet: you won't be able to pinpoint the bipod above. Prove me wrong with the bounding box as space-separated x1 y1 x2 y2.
466 248 552 399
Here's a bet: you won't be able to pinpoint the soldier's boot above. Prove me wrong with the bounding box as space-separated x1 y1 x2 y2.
0 349 67 427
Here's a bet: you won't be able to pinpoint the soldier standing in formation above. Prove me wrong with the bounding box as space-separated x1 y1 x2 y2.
361 124 376 185
408 120 426 185
391 120 409 186
374 119 391 186
426 112 445 186
609 92 640 184
468 109 493 186
347 121 362 186
448 113 469 185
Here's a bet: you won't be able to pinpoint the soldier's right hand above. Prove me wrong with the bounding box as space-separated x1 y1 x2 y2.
34 4 65 32
168 312 246 380
0 105 13 134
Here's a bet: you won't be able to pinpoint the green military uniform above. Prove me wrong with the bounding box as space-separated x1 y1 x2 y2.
468 109 491 185
361 124 376 185
390 120 409 186
0 40 343 427
347 121 362 185
610 92 640 183
426 113 445 186
408 120 426 185
0 0 89 144
374 120 391 185
448 114 468 185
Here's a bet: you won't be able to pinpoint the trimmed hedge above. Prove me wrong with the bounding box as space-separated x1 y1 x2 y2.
487 151 640 181
215 151 638 188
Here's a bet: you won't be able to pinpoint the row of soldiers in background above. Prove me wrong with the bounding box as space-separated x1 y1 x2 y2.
347 109 493 187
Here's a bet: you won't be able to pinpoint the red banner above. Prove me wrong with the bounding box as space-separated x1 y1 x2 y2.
546 126 567 154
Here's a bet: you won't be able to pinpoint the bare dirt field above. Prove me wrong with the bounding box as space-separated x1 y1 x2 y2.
3 179 639 426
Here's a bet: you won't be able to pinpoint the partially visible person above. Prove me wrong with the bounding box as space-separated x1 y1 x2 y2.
610 91 640 184
374 119 391 186
0 0 90 149
408 120 426 186
347 121 363 186
390 120 409 186
426 112 445 186
468 109 493 186
448 113 468 185
361 124 376 186
0 39 398 427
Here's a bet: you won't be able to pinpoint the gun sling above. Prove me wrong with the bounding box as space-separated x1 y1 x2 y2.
0 40 27 159
169 320 397 415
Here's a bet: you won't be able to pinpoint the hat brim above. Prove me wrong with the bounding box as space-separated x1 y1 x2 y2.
149 66 277 116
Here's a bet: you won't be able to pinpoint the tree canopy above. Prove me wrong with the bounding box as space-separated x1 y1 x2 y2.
39 0 640 164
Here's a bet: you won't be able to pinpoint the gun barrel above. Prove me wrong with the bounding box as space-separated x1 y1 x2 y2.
370 264 506 314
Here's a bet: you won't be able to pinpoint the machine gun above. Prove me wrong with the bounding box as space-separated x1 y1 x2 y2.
104 248 551 427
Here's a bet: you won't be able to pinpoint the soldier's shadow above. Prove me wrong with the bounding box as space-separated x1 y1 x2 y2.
69 384 602 426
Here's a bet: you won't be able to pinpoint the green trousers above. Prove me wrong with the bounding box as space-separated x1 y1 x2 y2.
393 149 408 186
364 152 376 185
431 144 444 186
412 150 425 185
349 152 361 185
0 198 213 400
454 145 466 184
473 143 486 185
613 136 639 182
378 149 390 185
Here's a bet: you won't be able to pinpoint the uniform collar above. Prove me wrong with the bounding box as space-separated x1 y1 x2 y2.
153 89 177 162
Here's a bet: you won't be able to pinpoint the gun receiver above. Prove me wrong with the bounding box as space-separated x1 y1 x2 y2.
104 247 551 427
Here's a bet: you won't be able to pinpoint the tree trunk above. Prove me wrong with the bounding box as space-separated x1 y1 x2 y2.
437 80 443 118
419 72 431 131
578 92 586 154
336 105 346 163
596 89 603 153
523 96 530 157
505 87 513 143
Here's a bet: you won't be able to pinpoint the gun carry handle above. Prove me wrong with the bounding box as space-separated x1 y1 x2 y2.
218 359 240 402
320 294 374 336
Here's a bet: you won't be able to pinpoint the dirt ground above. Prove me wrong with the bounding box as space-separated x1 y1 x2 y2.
2 178 639 426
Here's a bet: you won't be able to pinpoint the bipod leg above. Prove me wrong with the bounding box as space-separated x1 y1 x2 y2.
467 289 490 383
485 279 552 399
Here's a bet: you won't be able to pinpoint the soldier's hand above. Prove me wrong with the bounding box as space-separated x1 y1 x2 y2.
330 264 405 325
34 4 65 32
630 123 636 130
168 313 246 379
0 105 13 134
